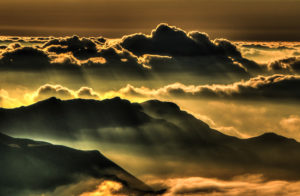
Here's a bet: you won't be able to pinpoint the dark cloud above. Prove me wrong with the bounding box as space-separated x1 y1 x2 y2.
120 23 263 77
43 35 98 60
268 57 300 73
1 97 300 180
0 47 51 70
293 51 300 56
0 38 149 78
0 44 148 78
121 24 215 57
82 47 150 78
242 43 294 51
41 36 150 77
3 25 299 81
0 46 81 72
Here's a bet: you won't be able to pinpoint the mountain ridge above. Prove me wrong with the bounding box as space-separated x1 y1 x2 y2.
1 97 300 181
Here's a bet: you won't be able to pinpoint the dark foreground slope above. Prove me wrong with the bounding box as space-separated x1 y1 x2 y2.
0 132 154 196
0 97 300 180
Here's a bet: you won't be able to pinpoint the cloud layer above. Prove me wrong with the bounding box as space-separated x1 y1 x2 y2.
0 24 271 82
107 74 300 102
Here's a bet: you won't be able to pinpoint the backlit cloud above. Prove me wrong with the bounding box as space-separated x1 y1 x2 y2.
107 74 300 102
0 24 276 82
32 84 99 102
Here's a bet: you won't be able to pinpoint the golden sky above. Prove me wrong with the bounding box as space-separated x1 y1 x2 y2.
2 1 300 195
0 0 300 40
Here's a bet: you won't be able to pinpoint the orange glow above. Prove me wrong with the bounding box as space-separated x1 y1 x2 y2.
80 180 124 196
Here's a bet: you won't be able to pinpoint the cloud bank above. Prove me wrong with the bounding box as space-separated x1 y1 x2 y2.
108 74 300 102
0 24 273 82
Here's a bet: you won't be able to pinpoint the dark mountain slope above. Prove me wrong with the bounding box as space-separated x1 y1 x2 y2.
0 132 154 196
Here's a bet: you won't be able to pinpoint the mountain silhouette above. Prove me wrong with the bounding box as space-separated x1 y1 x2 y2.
0 132 154 195
1 97 300 180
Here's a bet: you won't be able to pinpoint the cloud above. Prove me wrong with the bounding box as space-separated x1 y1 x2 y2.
268 57 300 73
4 27 300 82
0 46 51 70
0 36 50 46
0 39 149 78
107 74 300 102
280 115 300 133
120 24 215 57
3 24 292 82
32 84 100 101
40 178 127 196
119 23 262 77
42 36 150 77
230 41 300 65
82 46 150 78
33 84 76 101
149 176 300 196
43 35 98 60
241 43 294 51
76 87 100 99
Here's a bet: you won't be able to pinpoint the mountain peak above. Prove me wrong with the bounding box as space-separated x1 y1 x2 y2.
248 132 297 144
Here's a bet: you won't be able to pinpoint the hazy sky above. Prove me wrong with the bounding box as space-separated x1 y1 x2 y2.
2 1 300 195
1 0 300 40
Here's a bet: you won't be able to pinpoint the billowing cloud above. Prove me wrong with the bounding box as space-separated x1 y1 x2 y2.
33 84 75 101
2 27 300 82
0 24 273 82
76 87 100 99
120 23 262 76
32 84 100 101
43 35 98 60
82 46 150 78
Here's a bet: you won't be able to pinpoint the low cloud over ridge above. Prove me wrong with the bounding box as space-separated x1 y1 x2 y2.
108 74 300 102
1 73 299 109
